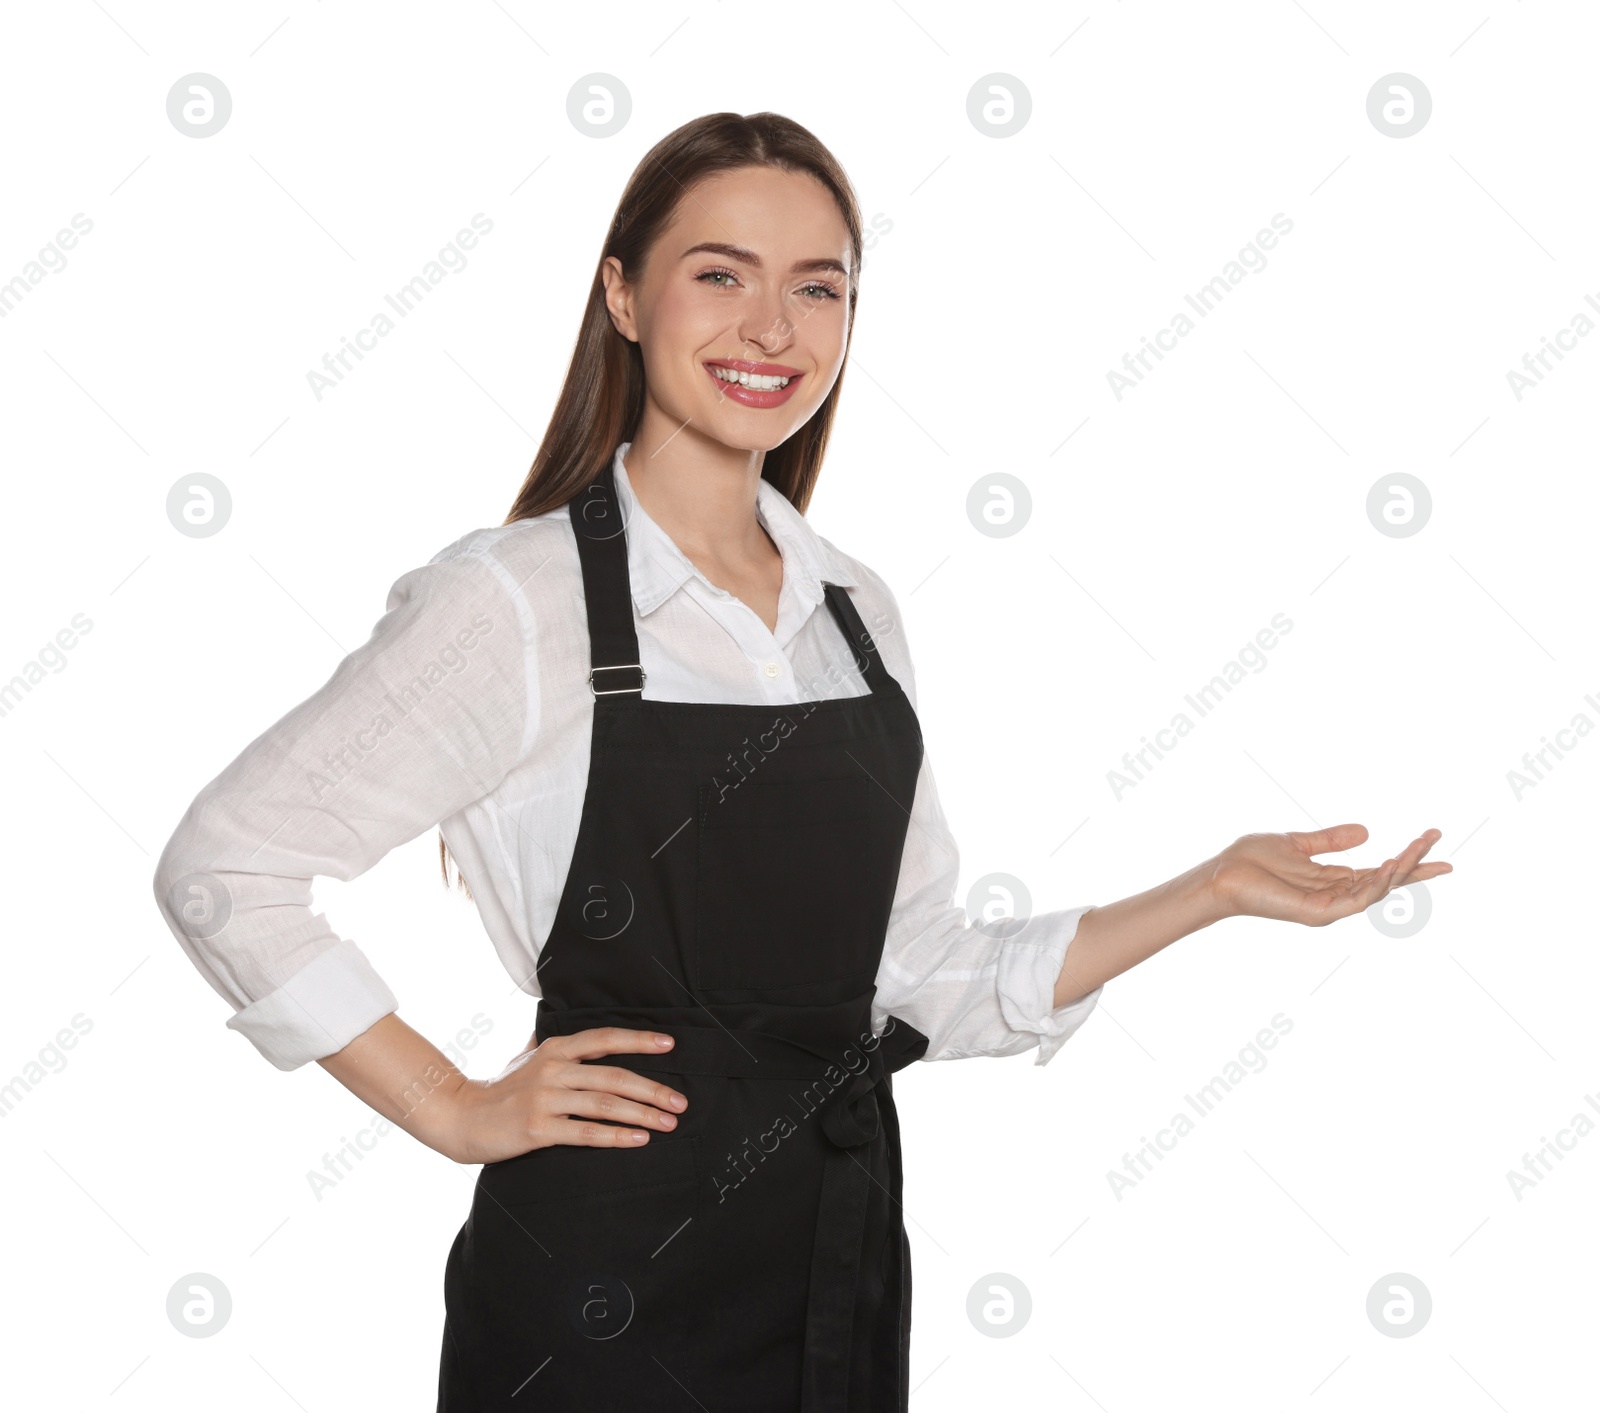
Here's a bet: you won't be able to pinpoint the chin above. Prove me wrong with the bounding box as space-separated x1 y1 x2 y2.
704 416 804 455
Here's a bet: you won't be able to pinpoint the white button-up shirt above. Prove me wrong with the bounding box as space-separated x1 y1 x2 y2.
152 442 1103 1072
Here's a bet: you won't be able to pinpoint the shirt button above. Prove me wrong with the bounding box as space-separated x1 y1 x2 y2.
763 661 780 679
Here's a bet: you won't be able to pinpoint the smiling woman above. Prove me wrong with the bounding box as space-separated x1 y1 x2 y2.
151 108 1452 1413
497 124 864 538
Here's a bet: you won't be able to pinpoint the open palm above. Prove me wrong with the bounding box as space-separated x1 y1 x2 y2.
1212 824 1451 927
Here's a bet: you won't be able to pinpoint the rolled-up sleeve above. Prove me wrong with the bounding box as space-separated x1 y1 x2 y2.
152 541 532 1071
871 748 1104 1065
856 564 1104 1066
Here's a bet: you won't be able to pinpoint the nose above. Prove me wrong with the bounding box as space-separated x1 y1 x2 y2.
737 288 798 359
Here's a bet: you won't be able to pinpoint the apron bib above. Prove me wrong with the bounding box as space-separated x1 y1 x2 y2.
439 457 928 1411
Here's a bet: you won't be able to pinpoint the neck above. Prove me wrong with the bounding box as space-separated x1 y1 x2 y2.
621 400 770 566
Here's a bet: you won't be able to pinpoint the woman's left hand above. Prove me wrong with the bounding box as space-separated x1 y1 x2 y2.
1209 824 1451 926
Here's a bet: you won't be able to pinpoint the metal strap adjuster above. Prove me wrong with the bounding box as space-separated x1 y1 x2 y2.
588 664 646 696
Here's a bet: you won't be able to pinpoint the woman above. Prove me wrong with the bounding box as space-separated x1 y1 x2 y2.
152 111 1451 1410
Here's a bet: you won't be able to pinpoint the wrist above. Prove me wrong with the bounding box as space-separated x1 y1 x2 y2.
428 1073 481 1163
1186 853 1238 926
381 1065 473 1162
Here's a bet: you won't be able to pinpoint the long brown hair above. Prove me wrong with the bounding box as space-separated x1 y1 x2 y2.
439 111 865 895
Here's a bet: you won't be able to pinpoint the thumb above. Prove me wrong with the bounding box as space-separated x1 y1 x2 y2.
1287 823 1369 857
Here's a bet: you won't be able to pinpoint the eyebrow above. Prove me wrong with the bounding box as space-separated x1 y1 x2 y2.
680 241 849 278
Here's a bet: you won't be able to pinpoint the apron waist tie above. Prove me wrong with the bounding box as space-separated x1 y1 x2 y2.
536 1006 930 1410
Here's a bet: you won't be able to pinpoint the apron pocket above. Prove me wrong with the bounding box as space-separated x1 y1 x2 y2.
477 1129 699 1207
464 1136 706 1392
694 774 884 993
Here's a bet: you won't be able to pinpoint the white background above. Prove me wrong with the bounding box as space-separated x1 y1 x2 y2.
1 1 1593 1407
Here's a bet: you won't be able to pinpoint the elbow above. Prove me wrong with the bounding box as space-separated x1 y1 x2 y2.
152 826 233 946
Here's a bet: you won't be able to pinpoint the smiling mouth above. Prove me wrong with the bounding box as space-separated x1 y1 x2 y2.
704 359 801 391
702 358 805 407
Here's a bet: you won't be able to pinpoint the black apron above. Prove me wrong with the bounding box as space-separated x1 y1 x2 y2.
437 457 929 1410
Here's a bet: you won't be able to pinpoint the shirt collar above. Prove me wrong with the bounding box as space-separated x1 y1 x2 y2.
610 441 860 618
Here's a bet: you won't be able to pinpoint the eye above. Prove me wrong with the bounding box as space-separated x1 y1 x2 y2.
695 267 842 302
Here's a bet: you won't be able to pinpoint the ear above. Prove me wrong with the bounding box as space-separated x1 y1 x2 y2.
600 255 639 342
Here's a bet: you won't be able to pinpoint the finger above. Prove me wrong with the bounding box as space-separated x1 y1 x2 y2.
1286 823 1369 858
1391 863 1452 890
543 1026 677 1063
1394 828 1442 872
1391 830 1450 887
1383 844 1425 889
554 1089 682 1132
1355 857 1399 911
565 1064 688 1114
541 1116 659 1148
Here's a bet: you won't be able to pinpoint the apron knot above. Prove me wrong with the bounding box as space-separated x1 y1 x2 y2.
819 1066 883 1148
815 1019 928 1150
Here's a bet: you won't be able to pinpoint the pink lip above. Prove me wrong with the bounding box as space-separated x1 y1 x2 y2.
703 359 805 409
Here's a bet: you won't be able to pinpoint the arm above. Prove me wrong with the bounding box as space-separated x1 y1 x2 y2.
151 545 530 1071
316 1013 475 1154
871 745 1105 1065
1052 825 1453 1008
152 534 688 1160
852 564 1453 1045
1051 863 1224 1009
316 1013 689 1163
853 564 1104 1065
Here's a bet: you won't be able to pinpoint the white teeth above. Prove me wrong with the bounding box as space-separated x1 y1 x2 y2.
711 365 790 391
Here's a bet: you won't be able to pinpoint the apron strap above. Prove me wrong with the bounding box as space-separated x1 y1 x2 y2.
568 457 645 699
821 581 891 696
566 455 895 703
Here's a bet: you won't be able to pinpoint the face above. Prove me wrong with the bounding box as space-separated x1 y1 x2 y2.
602 165 854 454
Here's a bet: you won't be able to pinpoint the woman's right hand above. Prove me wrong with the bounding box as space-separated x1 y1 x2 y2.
443 1027 688 1165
